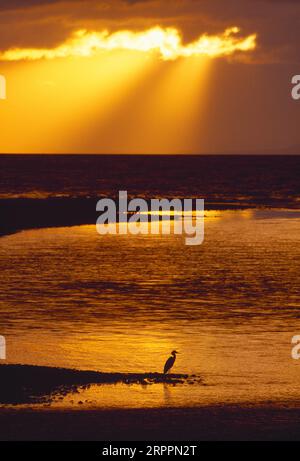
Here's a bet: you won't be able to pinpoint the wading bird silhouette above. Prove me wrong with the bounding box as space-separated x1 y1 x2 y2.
163 350 179 374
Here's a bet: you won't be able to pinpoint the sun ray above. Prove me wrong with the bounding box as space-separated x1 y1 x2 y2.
0 25 257 154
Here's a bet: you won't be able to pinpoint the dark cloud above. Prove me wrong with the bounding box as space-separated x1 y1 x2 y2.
1 0 299 153
0 0 298 9
0 0 299 64
0 0 147 10
0 0 59 10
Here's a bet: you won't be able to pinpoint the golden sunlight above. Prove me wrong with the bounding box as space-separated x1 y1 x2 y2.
0 26 257 62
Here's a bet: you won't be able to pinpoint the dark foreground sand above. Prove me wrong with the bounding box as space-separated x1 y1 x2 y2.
0 364 190 405
1 406 300 441
1 365 300 441
0 197 268 237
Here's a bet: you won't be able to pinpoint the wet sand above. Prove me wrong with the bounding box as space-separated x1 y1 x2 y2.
1 365 300 441
0 197 281 237
0 364 190 405
1 406 300 441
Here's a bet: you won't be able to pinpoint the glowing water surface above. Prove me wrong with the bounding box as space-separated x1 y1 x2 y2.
0 210 300 409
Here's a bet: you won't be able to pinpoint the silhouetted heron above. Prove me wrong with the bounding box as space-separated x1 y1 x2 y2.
163 350 179 374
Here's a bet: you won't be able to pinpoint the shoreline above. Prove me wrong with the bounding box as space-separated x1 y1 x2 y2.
1 197 299 238
1 364 300 441
0 364 192 405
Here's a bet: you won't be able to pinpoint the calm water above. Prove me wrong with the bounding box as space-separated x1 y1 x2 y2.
0 155 299 409
1 210 300 408
0 155 299 208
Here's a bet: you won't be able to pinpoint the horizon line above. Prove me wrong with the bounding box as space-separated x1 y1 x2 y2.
0 152 300 157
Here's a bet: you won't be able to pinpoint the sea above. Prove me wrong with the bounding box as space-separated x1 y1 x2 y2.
0 154 299 409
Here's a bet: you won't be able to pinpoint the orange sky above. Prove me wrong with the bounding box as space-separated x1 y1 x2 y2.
0 0 299 154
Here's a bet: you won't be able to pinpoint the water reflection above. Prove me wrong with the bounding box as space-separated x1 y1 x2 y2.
0 210 299 408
